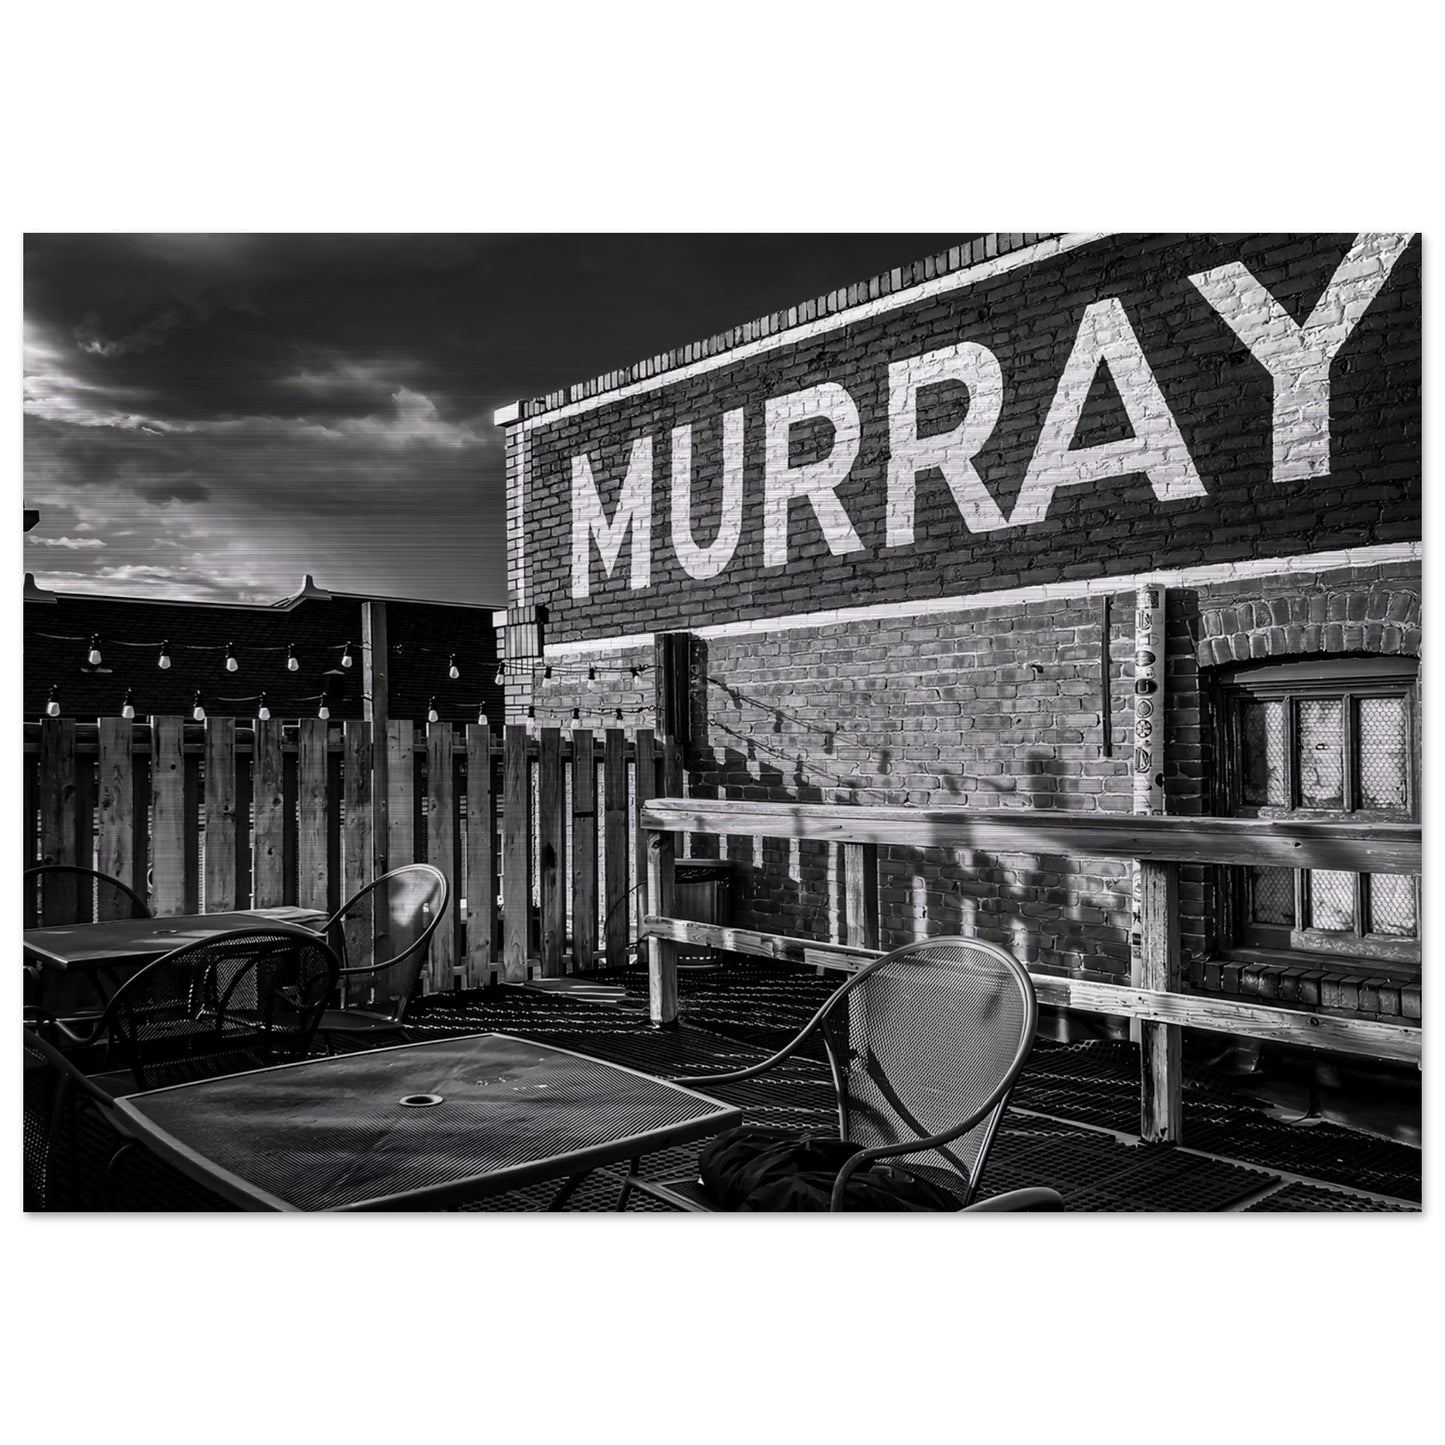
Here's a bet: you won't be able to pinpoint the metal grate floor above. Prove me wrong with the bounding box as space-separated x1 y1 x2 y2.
84 960 1420 1212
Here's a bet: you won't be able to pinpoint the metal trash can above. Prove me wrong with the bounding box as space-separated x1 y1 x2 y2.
673 859 733 970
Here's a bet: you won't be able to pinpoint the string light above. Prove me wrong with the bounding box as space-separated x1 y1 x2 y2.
449 653 460 680
158 640 171 670
286 644 299 672
45 685 60 718
615 706 624 721
543 663 552 679
572 706 580 721
587 664 596 681
477 708 488 728
526 705 535 720
225 642 239 672
630 666 641 678
87 635 102 666
257 692 271 722
192 692 206 722
341 642 354 669
318 692 330 720
428 696 440 724
494 666 504 686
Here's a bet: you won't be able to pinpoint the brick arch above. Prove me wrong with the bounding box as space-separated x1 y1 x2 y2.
1192 588 1420 668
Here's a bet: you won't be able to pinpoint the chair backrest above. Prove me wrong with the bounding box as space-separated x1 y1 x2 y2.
24 865 151 929
99 925 339 1090
322 864 449 1021
23 1027 129 1210
819 936 1038 1204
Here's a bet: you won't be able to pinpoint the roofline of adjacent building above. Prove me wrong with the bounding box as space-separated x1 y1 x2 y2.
24 572 504 613
492 230 1078 428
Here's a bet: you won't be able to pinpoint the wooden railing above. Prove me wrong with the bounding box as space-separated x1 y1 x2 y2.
640 799 1422 1144
24 717 666 993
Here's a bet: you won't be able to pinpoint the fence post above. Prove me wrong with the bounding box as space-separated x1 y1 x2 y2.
342 721 374 1005
464 724 496 987
537 726 565 977
296 718 330 914
426 720 456 992
38 717 79 921
604 728 630 971
1139 858 1183 1143
502 724 530 983
96 718 138 912
150 717 186 916
647 824 679 1025
570 728 597 972
363 600 390 879
252 718 286 907
842 842 880 952
203 718 238 912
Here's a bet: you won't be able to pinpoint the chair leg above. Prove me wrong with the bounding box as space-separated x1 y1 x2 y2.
546 1169 597 1211
615 1158 640 1211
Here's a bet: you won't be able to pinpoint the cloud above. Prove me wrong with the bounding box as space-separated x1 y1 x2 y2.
134 478 211 503
26 535 106 549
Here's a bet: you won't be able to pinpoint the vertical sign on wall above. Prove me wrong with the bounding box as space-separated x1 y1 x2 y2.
1130 583 1166 990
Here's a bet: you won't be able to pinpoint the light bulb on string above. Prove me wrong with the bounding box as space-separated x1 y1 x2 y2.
192 692 206 722
448 654 460 681
629 665 641 679
587 664 596 681
477 708 488 728
428 696 439 724
341 642 354 669
45 685 60 718
225 642 238 672
121 689 135 721
543 663 552 679
158 640 171 670
286 644 299 672
257 692 271 722
572 706 580 721
494 666 505 687
87 635 102 666
615 707 624 721
318 692 330 721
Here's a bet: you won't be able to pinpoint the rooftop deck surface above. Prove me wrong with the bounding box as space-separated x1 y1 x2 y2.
99 957 1420 1213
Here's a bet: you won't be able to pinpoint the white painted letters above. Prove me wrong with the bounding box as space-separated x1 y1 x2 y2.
1189 233 1414 484
1010 297 1206 527
671 409 745 580
886 343 1008 545
763 382 864 568
570 437 653 598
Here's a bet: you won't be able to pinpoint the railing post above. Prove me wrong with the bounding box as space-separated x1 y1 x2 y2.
538 726 565 977
1138 857 1183 1143
502 723 530 983
842 842 879 952
647 825 678 1025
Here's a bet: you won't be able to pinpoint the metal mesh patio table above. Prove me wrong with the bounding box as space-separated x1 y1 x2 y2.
113 1033 742 1211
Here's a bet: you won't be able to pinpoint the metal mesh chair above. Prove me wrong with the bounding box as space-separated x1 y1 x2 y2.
314 864 449 1048
24 1027 140 1209
618 936 1060 1212
92 925 339 1092
24 865 153 1034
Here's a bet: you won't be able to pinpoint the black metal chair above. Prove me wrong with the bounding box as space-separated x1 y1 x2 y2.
87 924 340 1093
23 864 153 1034
616 936 1063 1212
24 1027 141 1209
313 864 449 1049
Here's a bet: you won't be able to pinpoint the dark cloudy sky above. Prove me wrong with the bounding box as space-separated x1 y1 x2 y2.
23 234 976 607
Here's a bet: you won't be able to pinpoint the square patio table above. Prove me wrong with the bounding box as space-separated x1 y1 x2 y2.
23 906 329 973
113 1033 743 1211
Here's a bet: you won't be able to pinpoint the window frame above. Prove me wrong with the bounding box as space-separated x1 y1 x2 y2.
1210 654 1420 978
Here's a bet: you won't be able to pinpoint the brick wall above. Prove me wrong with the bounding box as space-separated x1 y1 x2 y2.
500 232 1421 1009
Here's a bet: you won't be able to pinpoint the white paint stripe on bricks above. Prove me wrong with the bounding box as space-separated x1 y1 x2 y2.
499 233 1109 431
539 542 1422 656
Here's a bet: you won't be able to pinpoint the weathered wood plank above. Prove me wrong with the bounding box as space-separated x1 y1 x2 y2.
1138 860 1183 1144
387 720 415 868
296 718 330 913
203 718 238 912
502 724 530 983
639 917 1423 1065
570 729 597 973
647 831 678 1025
538 727 565 977
95 719 137 912
39 718 79 921
149 717 186 916
640 800 1422 874
363 600 390 876
633 728 656 931
426 722 457 991
842 842 880 950
464 726 495 987
604 728 630 971
23 749 39 871
251 719 286 907
342 722 374 1006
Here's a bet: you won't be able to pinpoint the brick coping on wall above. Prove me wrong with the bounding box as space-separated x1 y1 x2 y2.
493 232 1068 425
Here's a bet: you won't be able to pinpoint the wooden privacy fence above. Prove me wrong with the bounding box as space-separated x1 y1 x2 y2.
640 799 1423 1146
24 717 670 992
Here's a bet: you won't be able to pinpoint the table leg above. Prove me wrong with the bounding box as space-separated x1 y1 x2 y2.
546 1169 599 1210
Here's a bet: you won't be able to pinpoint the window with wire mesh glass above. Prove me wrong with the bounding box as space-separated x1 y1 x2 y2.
1210 656 1420 976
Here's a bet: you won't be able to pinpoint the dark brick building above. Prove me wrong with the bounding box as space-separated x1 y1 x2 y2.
493 233 1421 1023
24 573 504 729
